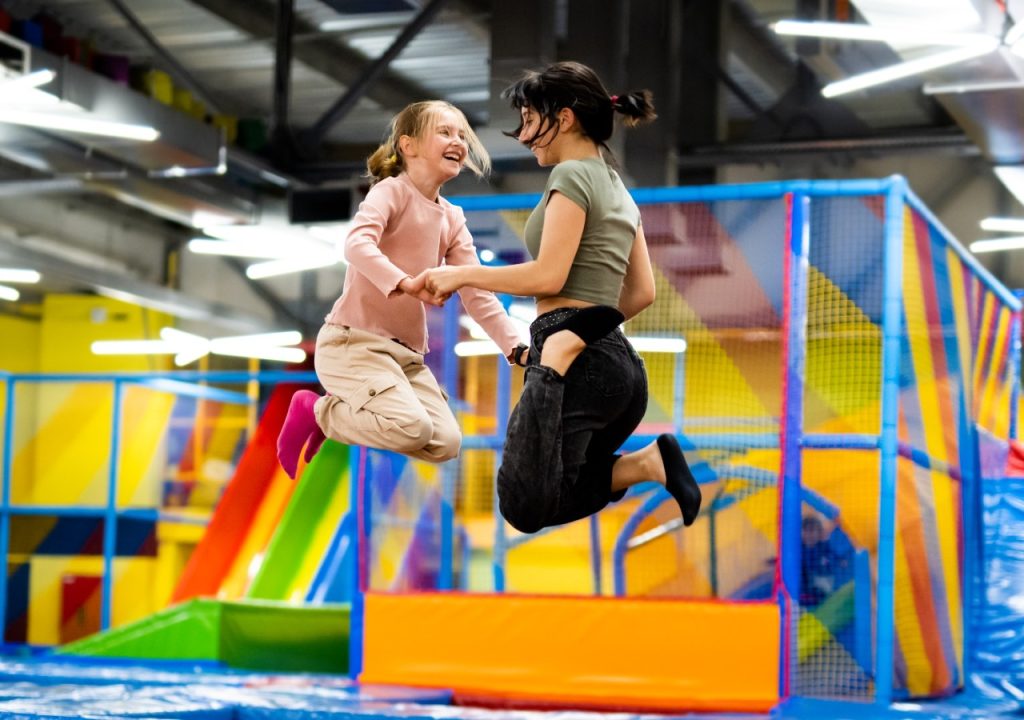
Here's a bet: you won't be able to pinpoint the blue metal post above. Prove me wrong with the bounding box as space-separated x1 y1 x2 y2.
673 350 686 436
876 177 907 704
492 357 512 592
0 377 14 641
348 444 365 679
958 377 982 678
101 380 124 630
778 192 810 698
439 303 460 590
1009 302 1022 441
589 514 602 595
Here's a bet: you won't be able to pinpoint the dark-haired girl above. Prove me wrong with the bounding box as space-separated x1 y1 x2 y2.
424 61 701 534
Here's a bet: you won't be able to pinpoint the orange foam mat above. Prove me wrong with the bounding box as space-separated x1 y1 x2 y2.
361 592 779 713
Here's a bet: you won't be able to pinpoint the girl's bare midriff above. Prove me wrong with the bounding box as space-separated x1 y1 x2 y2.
536 296 601 316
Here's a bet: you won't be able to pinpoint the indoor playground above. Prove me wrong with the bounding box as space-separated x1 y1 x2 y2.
3 176 1024 720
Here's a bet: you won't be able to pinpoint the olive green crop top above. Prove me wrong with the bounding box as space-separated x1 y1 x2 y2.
523 156 640 306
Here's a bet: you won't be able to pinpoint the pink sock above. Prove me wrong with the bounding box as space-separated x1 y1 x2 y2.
277 390 321 479
303 426 327 464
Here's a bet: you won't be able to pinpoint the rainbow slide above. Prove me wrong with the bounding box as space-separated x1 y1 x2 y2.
59 384 354 672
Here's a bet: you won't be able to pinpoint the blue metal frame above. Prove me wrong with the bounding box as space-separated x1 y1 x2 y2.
100 380 124 630
0 375 15 642
3 175 1016 700
438 301 461 591
779 192 810 698
875 177 908 703
903 189 1021 311
348 444 365 679
492 358 511 592
0 370 308 643
450 177 900 212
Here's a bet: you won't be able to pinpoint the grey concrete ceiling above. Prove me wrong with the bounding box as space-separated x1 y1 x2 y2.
0 0 1022 330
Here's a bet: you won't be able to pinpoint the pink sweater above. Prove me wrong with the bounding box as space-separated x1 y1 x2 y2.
325 173 520 356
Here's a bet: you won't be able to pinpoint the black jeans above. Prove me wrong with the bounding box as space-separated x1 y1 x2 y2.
497 307 648 534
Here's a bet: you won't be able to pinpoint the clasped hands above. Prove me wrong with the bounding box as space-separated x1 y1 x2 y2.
398 267 464 307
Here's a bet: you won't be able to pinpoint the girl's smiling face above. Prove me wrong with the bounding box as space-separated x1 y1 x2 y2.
517 106 566 166
402 108 470 184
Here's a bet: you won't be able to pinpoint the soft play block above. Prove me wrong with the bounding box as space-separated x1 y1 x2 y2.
361 592 779 713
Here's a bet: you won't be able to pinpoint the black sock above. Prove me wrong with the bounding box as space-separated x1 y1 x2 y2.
546 305 625 345
657 433 702 526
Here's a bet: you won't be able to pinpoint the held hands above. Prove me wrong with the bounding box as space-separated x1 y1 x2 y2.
399 272 450 307
423 266 464 298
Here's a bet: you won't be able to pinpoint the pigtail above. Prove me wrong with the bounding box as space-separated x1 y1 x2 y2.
610 90 657 128
366 142 403 185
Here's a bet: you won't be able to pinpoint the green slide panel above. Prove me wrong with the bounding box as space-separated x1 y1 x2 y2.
246 439 350 601
57 598 350 674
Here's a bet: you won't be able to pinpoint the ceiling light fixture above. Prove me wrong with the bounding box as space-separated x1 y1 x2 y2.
822 39 999 98
772 16 1014 97
188 223 348 278
0 285 19 302
980 217 1024 233
0 268 41 283
771 20 990 46
0 109 160 141
91 327 306 366
994 166 1024 207
187 239 290 259
245 254 339 280
969 236 1024 253
3 69 56 90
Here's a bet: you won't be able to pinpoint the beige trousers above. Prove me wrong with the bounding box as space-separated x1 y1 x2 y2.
312 324 460 463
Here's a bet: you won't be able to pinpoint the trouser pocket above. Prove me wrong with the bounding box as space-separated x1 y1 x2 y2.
348 374 399 411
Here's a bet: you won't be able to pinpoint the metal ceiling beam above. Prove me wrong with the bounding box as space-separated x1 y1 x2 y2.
106 0 223 114
727 0 795 98
185 0 435 119
272 0 297 162
307 0 450 144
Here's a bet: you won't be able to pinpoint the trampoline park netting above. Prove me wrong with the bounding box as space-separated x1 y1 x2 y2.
351 177 1019 711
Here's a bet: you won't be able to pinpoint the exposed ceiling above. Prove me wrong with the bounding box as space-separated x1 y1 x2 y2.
0 0 1022 335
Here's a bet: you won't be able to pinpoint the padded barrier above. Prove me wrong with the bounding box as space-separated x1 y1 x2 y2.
361 592 779 713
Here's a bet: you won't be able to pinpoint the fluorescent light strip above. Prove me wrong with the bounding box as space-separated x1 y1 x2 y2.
0 285 20 302
994 166 1024 207
980 217 1024 233
454 336 687 358
629 337 688 353
211 345 306 363
6 69 56 89
924 79 1024 94
0 110 160 141
212 331 303 346
772 19 991 46
822 39 999 98
454 340 502 357
246 255 338 279
0 269 41 283
969 236 1024 253
188 239 289 259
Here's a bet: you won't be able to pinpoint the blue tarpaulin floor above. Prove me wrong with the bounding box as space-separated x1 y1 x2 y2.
0 657 1022 719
